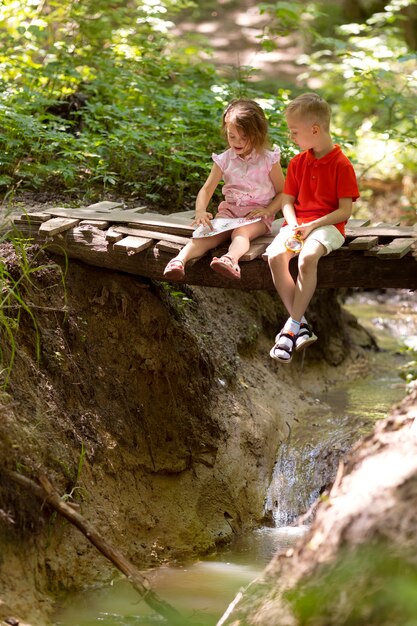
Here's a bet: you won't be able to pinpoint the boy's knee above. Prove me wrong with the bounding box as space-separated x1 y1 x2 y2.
298 252 319 271
267 248 285 265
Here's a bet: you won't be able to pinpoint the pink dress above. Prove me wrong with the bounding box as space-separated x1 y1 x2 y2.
212 146 281 232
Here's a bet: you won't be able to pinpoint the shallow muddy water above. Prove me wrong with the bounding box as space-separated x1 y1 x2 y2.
54 290 417 626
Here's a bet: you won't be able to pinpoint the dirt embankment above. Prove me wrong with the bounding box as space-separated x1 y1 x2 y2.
0 243 374 626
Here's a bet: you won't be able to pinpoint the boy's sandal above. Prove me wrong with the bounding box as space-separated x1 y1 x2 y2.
163 258 185 280
295 323 318 351
269 331 297 363
210 255 241 280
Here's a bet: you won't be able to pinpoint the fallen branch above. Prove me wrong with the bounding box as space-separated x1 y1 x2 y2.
6 470 192 626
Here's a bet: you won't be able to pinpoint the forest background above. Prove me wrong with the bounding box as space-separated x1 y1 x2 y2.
0 0 416 222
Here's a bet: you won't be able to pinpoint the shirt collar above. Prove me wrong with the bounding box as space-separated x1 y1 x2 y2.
230 148 259 162
305 144 341 165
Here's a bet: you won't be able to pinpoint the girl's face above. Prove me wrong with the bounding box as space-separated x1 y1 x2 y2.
226 123 252 157
286 114 317 151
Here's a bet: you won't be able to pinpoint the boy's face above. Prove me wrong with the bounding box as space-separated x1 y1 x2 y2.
286 113 318 150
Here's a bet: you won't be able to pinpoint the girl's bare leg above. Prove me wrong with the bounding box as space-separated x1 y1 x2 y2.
175 231 231 265
228 221 267 261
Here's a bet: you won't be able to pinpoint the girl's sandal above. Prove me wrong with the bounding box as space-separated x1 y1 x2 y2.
269 331 297 363
163 258 185 280
210 255 241 280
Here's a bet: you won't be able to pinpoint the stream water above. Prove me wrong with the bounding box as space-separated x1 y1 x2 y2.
54 290 417 626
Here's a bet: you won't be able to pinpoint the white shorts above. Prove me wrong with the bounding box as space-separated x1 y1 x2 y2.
267 224 345 256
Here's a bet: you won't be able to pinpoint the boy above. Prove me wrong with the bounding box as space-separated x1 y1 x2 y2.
267 92 360 363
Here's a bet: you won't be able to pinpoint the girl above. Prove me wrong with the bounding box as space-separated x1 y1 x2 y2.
163 98 285 281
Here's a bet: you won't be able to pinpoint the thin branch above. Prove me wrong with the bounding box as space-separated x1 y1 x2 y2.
6 470 193 626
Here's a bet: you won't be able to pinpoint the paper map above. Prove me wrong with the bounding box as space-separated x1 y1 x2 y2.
192 217 261 239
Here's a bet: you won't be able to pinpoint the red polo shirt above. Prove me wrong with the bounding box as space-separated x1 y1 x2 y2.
284 144 360 235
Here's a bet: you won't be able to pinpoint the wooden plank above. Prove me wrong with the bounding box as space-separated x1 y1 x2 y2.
241 242 268 261
211 241 268 262
19 212 51 223
375 238 416 259
40 208 412 241
154 240 183 254
105 226 124 243
85 201 124 212
364 245 383 257
39 217 79 236
347 218 371 227
38 227 417 290
125 220 193 236
160 212 195 224
372 221 401 227
116 206 148 214
42 207 195 233
345 226 415 239
113 236 154 255
348 236 379 250
168 210 195 219
80 219 109 230
44 208 125 219
114 225 190 245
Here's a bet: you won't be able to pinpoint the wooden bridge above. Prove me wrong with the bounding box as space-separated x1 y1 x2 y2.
11 201 417 290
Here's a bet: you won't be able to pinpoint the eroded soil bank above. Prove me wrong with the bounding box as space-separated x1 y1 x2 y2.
0 243 375 626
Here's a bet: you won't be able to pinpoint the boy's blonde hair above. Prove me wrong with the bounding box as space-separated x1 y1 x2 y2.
222 99 269 151
285 93 332 131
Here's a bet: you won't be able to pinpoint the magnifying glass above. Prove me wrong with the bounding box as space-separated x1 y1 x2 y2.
285 233 303 254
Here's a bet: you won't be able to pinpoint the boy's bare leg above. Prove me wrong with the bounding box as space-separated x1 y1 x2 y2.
228 221 267 261
268 249 295 315
268 240 325 361
291 239 326 321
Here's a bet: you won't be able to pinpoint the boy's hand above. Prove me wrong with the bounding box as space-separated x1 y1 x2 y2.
193 212 213 229
293 223 314 239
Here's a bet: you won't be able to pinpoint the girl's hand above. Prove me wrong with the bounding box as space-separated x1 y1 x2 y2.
193 212 213 229
246 207 269 219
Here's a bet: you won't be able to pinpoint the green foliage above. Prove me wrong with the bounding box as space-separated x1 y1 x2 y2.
399 352 417 385
160 282 194 315
260 0 417 182
286 543 417 625
0 232 66 388
2 0 413 207
0 0 290 209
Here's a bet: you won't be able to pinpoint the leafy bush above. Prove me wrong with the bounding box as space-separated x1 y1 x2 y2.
260 0 417 185
0 0 290 210
0 235 66 387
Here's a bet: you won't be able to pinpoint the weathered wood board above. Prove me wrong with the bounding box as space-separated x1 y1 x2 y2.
348 236 379 250
39 217 79 236
113 226 190 246
369 238 416 259
113 236 154 255
9 207 417 290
